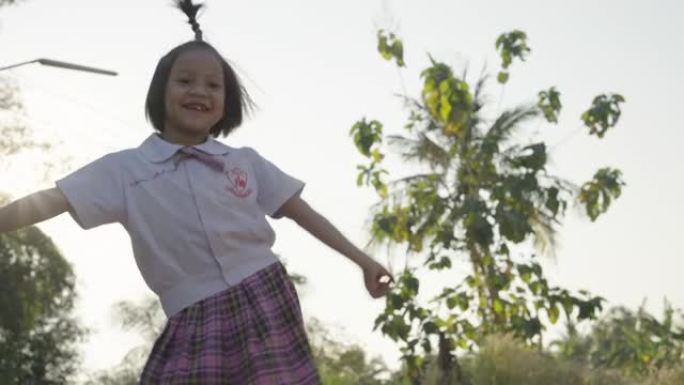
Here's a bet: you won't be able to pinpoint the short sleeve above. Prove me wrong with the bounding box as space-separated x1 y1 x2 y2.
55 153 126 229
246 147 305 218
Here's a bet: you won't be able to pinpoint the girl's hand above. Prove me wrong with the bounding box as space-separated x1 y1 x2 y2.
362 260 394 298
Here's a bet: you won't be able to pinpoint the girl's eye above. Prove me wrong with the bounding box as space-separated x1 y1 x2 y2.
209 83 221 89
177 78 191 84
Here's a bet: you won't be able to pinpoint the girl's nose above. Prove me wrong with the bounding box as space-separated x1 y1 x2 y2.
188 85 209 96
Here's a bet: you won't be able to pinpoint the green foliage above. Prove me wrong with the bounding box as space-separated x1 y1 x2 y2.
85 357 142 385
496 71 509 84
495 30 531 84
84 297 164 385
390 333 684 384
537 87 562 124
377 30 405 67
578 168 625 221
467 335 583 385
353 28 627 383
350 118 389 198
0 227 85 385
350 118 384 158
420 57 473 136
581 94 625 138
641 365 684 385
554 303 684 377
0 76 50 157
353 66 607 368
307 318 393 385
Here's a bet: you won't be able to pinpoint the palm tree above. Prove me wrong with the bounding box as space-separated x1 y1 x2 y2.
350 31 624 383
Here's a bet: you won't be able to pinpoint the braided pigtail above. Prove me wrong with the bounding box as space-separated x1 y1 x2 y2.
146 0 254 137
176 0 204 41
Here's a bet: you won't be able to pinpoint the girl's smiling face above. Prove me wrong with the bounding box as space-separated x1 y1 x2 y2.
163 48 225 145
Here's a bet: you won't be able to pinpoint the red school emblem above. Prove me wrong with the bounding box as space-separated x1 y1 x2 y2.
225 167 253 198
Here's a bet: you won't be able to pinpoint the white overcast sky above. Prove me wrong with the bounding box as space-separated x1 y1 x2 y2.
1 0 682 377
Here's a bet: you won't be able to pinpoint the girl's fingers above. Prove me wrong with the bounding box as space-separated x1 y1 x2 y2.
378 274 392 284
365 262 393 298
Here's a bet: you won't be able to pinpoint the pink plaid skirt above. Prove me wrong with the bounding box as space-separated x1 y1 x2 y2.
140 262 321 384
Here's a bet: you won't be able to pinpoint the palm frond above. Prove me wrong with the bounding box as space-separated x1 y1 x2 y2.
395 93 447 135
529 210 558 258
388 132 451 169
387 172 443 187
484 105 539 146
472 73 490 113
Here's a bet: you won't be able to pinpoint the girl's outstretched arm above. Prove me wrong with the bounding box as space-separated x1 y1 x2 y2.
277 195 394 298
0 187 70 233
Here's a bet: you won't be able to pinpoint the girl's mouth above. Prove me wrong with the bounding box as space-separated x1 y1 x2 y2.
183 103 210 112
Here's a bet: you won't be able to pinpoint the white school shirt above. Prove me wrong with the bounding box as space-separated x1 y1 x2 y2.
56 134 304 317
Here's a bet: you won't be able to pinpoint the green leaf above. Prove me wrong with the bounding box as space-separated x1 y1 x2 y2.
377 29 406 67
405 275 420 295
512 143 547 171
537 87 562 123
349 118 383 157
457 293 470 311
373 313 388 331
420 59 473 132
497 71 509 84
530 281 542 295
389 293 405 309
497 204 532 243
545 186 560 216
421 338 432 353
355 170 364 187
578 167 625 221
493 299 504 315
581 93 625 138
521 270 532 284
385 315 411 341
547 304 560 324
446 296 458 310
465 275 479 288
495 30 531 83
422 321 438 334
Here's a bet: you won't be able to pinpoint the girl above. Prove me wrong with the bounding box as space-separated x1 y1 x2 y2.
0 1 393 384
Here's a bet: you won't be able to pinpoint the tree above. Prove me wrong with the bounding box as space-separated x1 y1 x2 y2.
554 301 684 377
0 219 86 384
350 29 626 382
1 3 83 380
0 77 50 160
306 318 393 385
84 297 164 385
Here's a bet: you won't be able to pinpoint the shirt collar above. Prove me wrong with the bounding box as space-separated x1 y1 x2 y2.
139 134 231 163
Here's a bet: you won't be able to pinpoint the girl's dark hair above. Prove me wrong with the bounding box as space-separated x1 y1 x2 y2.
145 0 253 138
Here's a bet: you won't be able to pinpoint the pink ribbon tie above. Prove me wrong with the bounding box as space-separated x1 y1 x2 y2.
177 147 225 172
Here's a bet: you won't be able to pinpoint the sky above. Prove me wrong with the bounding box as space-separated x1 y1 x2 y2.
1 0 683 378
